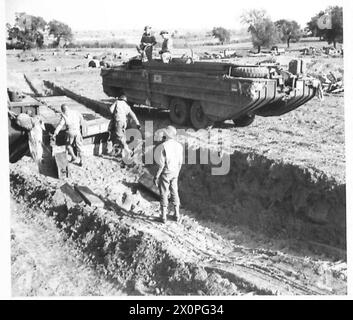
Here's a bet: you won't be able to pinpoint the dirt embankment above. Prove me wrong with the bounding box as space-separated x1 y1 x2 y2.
10 157 347 295
11 199 126 296
178 149 346 249
10 167 247 296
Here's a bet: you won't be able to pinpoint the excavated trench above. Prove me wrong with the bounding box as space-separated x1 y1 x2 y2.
178 149 346 250
23 74 347 250
10 74 346 295
9 169 256 295
9 155 347 295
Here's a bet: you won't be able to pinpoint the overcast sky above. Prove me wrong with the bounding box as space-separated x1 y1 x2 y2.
5 0 344 31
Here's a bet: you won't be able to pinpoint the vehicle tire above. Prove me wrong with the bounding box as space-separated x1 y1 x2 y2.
233 114 255 127
169 98 190 125
190 101 213 129
232 66 270 78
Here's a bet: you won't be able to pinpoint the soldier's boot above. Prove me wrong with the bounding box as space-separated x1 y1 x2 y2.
75 152 83 167
160 206 167 224
67 145 77 162
173 205 180 223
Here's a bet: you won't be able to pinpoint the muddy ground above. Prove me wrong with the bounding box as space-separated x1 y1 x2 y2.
7 47 346 295
10 157 347 295
11 198 127 296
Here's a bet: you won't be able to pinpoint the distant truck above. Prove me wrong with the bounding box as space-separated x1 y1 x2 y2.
101 58 319 129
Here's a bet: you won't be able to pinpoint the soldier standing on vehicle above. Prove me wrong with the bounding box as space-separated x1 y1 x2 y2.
154 126 183 224
108 95 141 157
137 26 157 62
53 104 85 166
159 30 173 63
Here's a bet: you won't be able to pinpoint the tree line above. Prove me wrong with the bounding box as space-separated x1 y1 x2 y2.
6 12 73 50
212 6 343 52
6 7 343 51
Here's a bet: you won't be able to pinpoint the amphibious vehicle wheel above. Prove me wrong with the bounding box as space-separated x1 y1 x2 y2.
232 114 255 127
190 101 213 129
169 98 190 125
232 66 270 78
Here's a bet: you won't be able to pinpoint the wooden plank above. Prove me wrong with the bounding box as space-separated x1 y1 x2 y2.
138 172 160 199
54 151 69 179
39 96 110 137
38 157 58 179
74 184 105 208
60 183 84 203
83 118 110 136
39 96 99 115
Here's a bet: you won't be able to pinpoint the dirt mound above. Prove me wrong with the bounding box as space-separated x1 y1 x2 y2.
179 149 346 249
10 170 244 295
11 199 125 296
9 157 347 295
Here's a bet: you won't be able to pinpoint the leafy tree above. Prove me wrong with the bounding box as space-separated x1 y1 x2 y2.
275 19 302 48
241 9 279 53
7 12 47 49
212 27 231 44
306 10 326 39
306 6 343 47
48 20 73 47
325 6 343 48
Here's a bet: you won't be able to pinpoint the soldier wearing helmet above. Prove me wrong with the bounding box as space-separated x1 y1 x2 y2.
154 125 183 223
137 25 157 62
159 30 173 63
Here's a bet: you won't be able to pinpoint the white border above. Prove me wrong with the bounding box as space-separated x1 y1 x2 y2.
0 0 11 299
344 0 352 297
0 0 351 300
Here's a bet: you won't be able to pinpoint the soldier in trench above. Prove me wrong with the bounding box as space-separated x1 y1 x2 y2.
154 126 183 223
52 104 86 166
108 95 141 157
11 110 46 163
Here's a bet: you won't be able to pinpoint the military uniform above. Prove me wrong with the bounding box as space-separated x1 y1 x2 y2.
54 109 85 165
109 99 140 154
139 32 157 61
155 127 183 223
